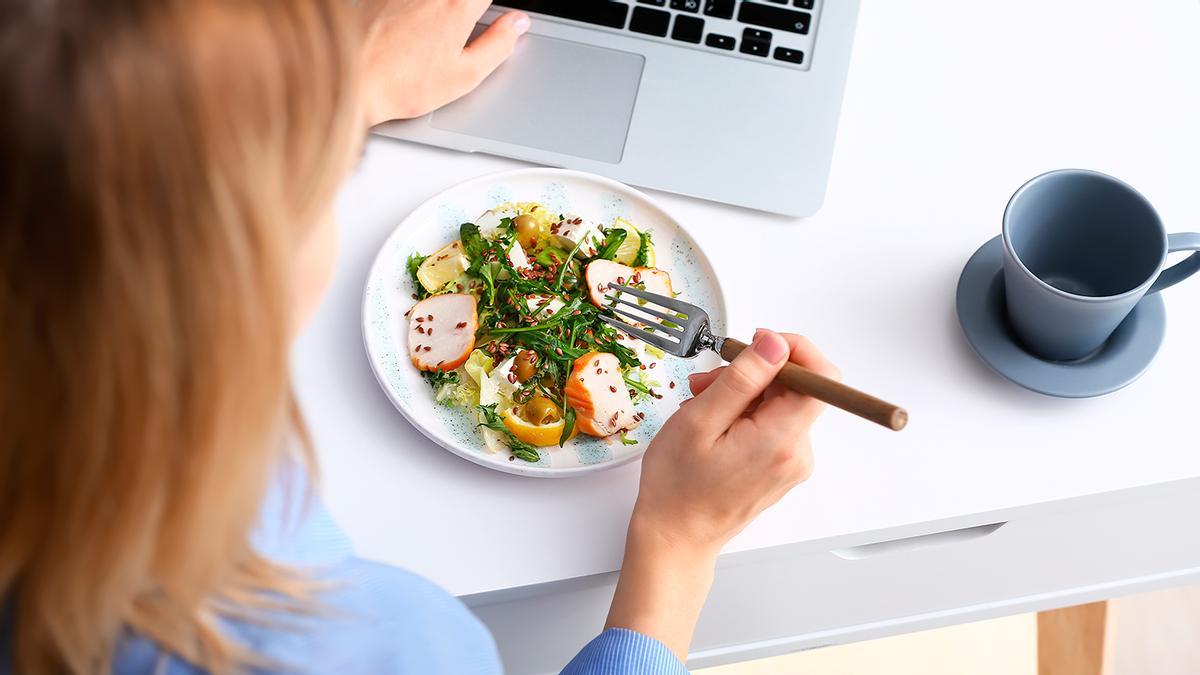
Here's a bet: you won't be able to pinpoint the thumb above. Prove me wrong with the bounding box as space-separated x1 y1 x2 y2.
681 330 790 438
462 11 530 86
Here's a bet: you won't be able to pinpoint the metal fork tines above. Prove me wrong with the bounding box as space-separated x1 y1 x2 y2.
598 283 720 358
599 284 909 431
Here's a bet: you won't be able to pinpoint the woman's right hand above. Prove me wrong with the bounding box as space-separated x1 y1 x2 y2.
636 329 838 555
605 330 839 659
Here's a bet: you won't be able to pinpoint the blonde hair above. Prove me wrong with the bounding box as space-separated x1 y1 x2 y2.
0 1 361 672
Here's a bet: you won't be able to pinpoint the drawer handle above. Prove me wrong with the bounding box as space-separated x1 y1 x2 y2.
830 522 1006 561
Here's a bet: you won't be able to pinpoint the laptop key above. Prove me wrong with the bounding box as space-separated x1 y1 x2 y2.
496 0 630 29
794 0 815 8
670 0 700 12
739 27 771 56
638 0 666 4
773 46 804 63
737 2 811 34
705 33 735 50
630 7 671 36
671 15 705 43
703 0 734 20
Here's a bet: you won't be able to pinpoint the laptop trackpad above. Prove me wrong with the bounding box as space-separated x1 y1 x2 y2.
431 34 644 164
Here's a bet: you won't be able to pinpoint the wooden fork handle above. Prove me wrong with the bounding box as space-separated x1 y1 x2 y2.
720 339 908 431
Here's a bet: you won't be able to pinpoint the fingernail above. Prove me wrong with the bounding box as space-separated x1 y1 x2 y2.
753 331 788 364
511 12 531 34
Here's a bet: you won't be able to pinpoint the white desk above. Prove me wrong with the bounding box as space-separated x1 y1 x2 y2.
292 0 1200 671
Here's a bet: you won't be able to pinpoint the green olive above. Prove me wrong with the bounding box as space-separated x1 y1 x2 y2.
513 350 537 383
524 395 561 425
513 214 539 250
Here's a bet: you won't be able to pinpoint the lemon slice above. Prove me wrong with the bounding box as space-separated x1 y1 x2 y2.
416 241 469 293
609 218 644 266
502 410 579 447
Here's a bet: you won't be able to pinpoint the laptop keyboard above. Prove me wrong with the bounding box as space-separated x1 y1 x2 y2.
494 0 820 70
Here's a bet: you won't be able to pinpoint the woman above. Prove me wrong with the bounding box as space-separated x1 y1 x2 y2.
0 0 839 673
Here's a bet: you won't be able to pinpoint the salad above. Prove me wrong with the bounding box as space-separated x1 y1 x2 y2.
404 202 678 463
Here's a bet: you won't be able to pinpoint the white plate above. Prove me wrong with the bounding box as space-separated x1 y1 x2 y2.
362 168 726 477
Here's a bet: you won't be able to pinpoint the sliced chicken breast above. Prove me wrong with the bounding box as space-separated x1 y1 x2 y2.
585 259 635 307
564 352 641 438
408 294 477 372
584 260 675 308
635 268 674 298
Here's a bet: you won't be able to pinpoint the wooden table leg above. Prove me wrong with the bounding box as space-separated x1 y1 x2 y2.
1038 601 1114 675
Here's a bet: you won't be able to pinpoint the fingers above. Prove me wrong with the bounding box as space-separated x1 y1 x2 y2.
686 367 724 396
745 333 839 440
461 11 530 86
680 330 790 438
688 333 840 396
778 332 841 381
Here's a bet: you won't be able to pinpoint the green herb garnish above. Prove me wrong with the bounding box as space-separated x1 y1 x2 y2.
477 403 541 463
633 231 653 267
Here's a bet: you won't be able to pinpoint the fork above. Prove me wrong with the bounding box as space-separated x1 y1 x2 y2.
598 283 908 431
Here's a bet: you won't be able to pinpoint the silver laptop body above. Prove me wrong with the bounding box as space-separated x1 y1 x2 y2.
373 1 861 216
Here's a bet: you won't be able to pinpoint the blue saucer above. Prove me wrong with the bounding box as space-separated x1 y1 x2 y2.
956 236 1166 398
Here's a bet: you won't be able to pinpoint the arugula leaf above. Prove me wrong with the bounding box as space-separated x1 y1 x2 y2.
476 403 541 462
406 253 429 298
559 405 577 447
633 231 653 267
618 431 639 446
460 222 498 303
489 297 583 335
460 223 486 261
554 236 590 291
596 228 628 261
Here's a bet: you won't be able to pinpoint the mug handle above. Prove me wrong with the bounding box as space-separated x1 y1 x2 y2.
1149 233 1200 294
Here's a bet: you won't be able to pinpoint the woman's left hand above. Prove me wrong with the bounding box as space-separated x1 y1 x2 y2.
359 0 530 125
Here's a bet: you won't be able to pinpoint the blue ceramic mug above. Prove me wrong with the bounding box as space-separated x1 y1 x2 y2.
1002 169 1200 361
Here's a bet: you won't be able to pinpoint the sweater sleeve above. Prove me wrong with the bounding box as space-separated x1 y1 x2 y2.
561 627 689 675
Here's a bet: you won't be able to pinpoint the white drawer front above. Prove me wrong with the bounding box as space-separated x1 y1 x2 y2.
467 479 1200 675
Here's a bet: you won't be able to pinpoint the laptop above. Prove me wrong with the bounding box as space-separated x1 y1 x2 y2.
373 0 861 216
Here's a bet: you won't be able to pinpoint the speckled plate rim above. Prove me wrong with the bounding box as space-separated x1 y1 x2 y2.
361 168 727 478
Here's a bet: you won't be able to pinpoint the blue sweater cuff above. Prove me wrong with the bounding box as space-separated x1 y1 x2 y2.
561 627 689 675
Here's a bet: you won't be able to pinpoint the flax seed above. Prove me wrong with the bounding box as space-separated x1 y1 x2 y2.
423 346 432 352
609 386 618 393
456 321 467 329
